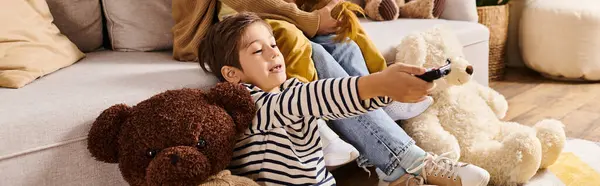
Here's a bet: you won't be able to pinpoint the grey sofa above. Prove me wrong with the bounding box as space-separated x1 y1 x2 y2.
0 1 489 185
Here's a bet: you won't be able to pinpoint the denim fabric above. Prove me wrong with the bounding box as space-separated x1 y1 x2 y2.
309 35 426 181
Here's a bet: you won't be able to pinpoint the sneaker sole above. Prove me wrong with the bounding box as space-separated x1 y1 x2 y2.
476 172 491 186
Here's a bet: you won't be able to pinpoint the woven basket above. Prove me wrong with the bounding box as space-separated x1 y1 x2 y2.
477 4 509 81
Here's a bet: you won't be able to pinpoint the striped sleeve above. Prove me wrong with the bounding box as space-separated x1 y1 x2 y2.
245 77 392 131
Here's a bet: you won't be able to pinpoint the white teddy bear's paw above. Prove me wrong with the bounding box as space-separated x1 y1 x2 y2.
492 95 509 119
534 119 566 168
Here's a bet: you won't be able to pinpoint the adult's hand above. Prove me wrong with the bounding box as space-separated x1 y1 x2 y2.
316 0 341 35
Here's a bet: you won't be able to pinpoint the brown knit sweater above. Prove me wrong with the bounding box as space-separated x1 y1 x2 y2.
172 0 320 62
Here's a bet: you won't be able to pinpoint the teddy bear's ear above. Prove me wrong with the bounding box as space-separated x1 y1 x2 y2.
419 25 466 67
207 82 257 134
435 25 466 58
395 33 427 67
87 104 130 163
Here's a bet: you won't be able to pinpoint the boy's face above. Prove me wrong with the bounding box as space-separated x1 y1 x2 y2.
234 23 286 92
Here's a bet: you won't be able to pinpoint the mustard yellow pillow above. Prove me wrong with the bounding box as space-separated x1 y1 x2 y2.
0 0 85 88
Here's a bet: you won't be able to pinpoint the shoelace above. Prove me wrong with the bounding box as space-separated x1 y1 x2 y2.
404 174 425 186
406 152 461 182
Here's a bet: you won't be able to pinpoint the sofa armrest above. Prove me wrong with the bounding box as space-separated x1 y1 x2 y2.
439 0 479 22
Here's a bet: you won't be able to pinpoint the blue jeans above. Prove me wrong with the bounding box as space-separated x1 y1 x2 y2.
309 35 424 181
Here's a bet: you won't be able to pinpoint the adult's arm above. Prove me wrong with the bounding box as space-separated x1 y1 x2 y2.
222 0 320 37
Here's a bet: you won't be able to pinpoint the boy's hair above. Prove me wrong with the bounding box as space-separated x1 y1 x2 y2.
198 12 272 81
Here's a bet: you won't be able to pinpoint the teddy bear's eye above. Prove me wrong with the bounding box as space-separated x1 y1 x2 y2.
147 149 159 158
196 139 207 148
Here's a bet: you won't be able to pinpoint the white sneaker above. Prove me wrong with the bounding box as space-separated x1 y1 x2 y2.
384 96 434 121
406 152 490 186
317 119 359 168
322 138 360 167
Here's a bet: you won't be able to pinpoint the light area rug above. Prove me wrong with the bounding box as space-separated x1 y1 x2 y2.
525 138 600 186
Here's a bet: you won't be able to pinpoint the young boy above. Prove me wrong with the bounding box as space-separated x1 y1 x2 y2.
216 0 434 168
199 12 490 186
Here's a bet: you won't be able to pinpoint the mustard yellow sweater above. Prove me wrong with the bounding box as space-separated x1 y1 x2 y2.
173 0 386 81
172 0 321 62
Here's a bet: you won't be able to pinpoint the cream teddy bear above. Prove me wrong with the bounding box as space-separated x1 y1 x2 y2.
394 26 567 186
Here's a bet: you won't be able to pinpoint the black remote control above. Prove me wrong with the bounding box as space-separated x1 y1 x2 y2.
415 59 452 82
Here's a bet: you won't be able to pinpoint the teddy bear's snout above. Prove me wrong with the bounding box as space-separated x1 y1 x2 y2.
146 146 212 185
169 154 180 165
466 65 474 75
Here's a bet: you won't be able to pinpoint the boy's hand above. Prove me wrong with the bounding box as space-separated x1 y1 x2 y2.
359 63 435 103
380 63 435 102
316 0 341 35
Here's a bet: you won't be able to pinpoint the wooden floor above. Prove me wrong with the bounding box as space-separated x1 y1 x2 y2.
331 67 600 185
490 67 600 142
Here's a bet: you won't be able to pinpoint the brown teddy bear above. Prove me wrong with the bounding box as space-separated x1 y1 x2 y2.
87 82 259 186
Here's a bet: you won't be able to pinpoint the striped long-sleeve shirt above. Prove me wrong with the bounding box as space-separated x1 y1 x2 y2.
228 77 392 186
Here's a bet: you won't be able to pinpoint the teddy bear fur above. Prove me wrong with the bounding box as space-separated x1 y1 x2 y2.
87 82 259 186
395 26 567 186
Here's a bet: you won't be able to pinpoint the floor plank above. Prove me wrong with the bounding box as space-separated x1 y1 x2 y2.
492 67 600 140
560 110 600 138
577 94 600 113
583 119 600 142
502 83 567 121
508 84 600 126
331 165 378 185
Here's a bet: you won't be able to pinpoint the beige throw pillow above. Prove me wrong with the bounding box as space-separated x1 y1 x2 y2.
399 0 435 19
0 0 85 89
439 0 478 22
102 0 174 51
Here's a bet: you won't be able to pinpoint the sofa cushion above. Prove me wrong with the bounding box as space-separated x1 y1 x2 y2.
359 18 489 63
47 0 103 52
0 0 85 89
0 51 217 162
439 0 478 22
102 0 174 51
